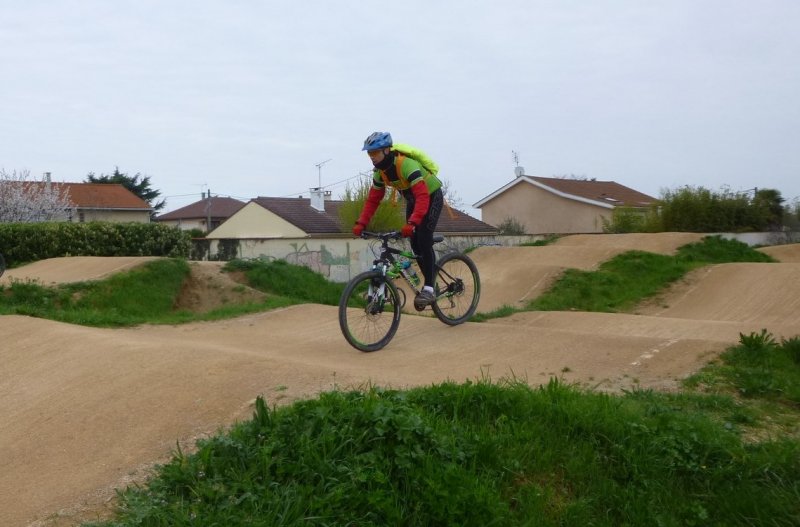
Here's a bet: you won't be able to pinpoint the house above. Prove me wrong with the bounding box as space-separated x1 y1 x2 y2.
15 180 153 223
473 169 657 234
206 189 498 239
201 188 498 282
155 195 245 232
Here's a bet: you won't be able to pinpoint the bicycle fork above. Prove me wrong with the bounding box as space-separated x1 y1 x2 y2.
366 267 388 315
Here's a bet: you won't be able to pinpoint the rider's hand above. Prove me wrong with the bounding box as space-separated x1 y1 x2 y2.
352 222 365 237
401 223 415 238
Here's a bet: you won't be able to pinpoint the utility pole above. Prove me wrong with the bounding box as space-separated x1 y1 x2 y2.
205 189 212 233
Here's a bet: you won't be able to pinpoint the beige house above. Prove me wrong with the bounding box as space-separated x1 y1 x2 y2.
155 195 245 232
473 170 657 234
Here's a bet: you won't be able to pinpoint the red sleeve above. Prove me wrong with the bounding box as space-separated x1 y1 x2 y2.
407 180 430 226
357 186 385 226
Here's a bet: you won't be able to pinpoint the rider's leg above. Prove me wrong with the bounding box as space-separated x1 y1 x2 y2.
407 189 443 287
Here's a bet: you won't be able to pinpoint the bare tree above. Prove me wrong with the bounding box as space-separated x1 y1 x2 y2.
0 169 72 222
439 177 465 212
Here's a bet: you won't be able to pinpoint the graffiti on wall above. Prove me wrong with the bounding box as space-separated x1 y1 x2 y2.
267 242 352 282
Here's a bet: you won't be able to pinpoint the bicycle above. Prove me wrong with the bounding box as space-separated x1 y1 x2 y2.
338 231 480 352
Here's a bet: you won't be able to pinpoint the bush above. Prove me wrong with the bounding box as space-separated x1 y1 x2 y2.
497 217 526 235
657 186 784 232
0 222 190 265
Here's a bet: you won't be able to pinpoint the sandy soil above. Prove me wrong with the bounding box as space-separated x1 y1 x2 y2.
2 236 800 526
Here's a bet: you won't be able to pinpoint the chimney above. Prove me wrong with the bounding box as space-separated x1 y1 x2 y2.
309 187 327 212
514 166 525 177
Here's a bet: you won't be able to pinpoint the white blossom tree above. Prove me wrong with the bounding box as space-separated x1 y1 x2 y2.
0 169 72 222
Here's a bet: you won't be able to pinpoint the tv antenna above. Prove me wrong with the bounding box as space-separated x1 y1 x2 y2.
512 150 520 167
315 158 332 189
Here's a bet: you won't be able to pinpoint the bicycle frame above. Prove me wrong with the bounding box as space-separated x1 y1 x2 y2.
365 231 422 293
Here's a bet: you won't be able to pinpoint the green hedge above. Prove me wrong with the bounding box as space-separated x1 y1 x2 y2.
0 222 191 266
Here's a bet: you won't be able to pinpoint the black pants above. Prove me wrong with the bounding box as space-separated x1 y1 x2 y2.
405 188 443 287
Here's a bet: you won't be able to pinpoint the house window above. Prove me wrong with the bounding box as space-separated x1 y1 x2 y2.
79 211 85 223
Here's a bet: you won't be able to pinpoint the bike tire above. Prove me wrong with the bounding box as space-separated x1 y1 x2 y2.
338 270 402 352
431 252 480 326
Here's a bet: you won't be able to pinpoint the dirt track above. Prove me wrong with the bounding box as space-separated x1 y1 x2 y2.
2 235 800 526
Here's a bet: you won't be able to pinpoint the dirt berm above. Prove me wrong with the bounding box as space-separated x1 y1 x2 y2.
2 234 800 526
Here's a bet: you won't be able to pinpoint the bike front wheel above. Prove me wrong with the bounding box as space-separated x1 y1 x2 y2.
431 252 480 326
338 270 402 352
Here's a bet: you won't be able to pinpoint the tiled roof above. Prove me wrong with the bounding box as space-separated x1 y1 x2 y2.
252 197 497 235
253 197 344 234
156 197 245 221
474 175 657 209
529 176 656 207
21 182 152 209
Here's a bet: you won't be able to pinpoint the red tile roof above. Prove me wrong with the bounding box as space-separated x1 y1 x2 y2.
529 176 656 207
25 182 152 209
474 175 657 209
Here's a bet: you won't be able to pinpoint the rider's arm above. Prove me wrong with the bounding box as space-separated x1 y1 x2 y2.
407 178 430 227
356 185 386 227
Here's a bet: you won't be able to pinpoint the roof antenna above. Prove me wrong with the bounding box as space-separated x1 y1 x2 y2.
314 159 332 190
512 151 524 177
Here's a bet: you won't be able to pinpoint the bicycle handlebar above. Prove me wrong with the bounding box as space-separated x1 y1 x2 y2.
360 231 402 241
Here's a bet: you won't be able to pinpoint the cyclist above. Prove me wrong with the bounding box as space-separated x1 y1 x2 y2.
353 131 444 310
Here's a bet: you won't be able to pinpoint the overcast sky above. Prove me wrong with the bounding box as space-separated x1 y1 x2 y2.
2 1 798 217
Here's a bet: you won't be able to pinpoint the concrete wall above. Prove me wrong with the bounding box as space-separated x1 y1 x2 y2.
159 218 206 231
715 231 800 246
198 234 542 282
480 183 613 234
72 209 151 223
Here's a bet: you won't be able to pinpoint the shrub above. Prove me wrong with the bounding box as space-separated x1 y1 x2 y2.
0 222 190 265
497 217 526 235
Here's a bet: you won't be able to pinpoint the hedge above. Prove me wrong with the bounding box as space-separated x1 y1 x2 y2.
0 222 191 266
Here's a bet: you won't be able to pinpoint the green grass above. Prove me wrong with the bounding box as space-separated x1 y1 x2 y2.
86 345 800 526
474 235 777 320
0 259 193 326
0 258 332 326
686 330 800 408
225 259 344 306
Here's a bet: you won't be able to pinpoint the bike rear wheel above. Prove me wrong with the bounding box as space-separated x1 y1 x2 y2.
338 270 402 352
431 252 480 326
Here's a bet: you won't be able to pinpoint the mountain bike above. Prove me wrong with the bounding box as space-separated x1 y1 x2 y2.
338 231 480 352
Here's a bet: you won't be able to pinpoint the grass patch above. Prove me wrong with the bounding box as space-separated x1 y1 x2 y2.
686 331 800 409
225 259 344 305
530 250 691 312
0 259 192 326
494 235 774 316
87 372 800 526
0 258 321 326
519 234 561 246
